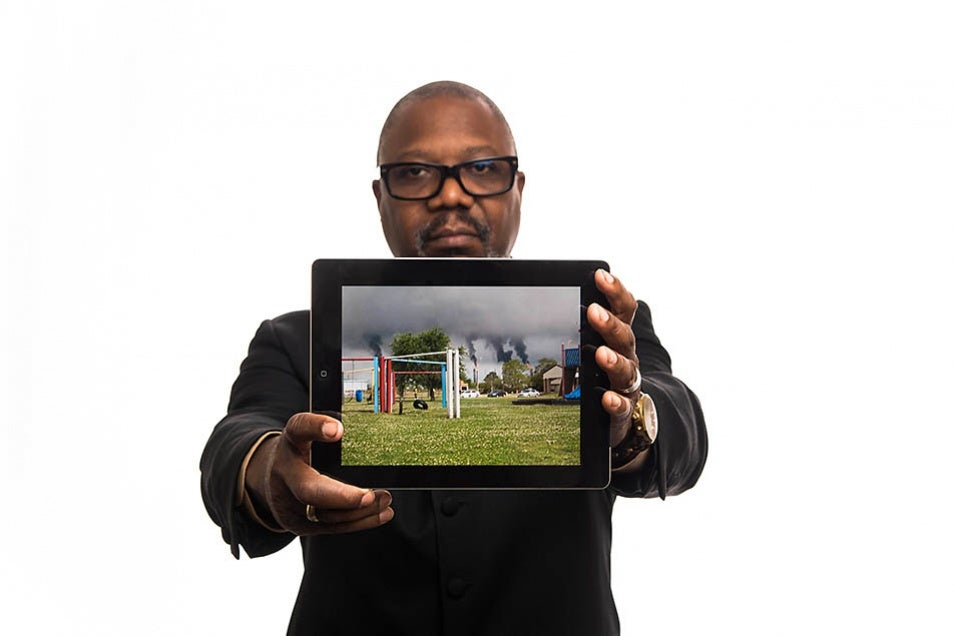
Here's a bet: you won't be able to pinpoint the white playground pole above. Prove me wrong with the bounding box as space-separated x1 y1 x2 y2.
453 349 461 419
445 348 461 419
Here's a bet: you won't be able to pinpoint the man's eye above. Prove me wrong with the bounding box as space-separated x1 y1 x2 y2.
466 161 497 175
396 165 431 179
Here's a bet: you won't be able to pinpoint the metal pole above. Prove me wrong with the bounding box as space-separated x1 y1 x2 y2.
441 361 447 410
373 356 379 413
445 349 452 417
453 349 461 418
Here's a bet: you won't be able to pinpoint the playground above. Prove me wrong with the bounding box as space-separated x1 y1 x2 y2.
340 345 584 465
341 394 580 466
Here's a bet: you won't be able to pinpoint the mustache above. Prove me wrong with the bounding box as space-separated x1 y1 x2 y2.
415 213 492 250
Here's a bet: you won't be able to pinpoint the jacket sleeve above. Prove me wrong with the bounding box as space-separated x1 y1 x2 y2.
609 301 708 499
200 312 310 559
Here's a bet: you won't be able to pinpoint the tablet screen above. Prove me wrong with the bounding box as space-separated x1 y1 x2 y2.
340 285 581 466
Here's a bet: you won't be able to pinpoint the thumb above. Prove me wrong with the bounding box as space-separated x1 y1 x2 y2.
284 412 343 452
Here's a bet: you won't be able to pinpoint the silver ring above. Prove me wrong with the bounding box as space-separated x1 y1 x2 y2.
305 504 320 523
619 367 642 396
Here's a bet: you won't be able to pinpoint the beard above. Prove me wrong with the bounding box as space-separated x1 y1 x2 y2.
413 212 495 256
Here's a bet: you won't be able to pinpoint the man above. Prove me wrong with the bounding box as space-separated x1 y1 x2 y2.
200 81 707 635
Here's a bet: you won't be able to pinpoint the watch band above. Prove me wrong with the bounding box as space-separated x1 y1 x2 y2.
611 392 657 471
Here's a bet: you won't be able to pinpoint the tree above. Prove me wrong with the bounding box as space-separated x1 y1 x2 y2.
530 357 559 392
480 371 501 393
502 359 530 393
389 327 451 401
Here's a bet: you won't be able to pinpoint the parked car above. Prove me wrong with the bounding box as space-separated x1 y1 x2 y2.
487 389 506 397
517 388 540 398
461 389 480 398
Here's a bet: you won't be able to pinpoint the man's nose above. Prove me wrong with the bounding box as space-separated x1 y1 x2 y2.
427 175 475 212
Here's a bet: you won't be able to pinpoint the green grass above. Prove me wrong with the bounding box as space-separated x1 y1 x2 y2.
341 396 579 466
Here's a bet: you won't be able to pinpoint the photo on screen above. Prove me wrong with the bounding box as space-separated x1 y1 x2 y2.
340 285 582 466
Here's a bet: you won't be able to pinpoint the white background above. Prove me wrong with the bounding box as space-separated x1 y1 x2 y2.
2 1 952 633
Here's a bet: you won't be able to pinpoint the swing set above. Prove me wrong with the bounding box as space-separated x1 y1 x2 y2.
341 349 462 418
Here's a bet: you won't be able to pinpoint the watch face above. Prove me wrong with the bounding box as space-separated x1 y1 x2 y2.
640 394 658 443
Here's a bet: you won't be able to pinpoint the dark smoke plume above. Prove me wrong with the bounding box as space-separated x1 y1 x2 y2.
466 335 479 365
487 336 513 362
512 337 529 364
366 334 383 357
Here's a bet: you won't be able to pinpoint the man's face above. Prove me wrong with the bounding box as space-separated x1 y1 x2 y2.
373 96 525 258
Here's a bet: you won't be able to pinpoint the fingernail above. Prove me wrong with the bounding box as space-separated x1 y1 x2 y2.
322 421 340 437
379 508 395 523
605 348 618 364
598 307 609 322
600 269 615 284
608 394 621 409
360 490 375 506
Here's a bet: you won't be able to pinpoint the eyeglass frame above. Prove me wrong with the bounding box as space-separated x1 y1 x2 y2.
378 156 519 201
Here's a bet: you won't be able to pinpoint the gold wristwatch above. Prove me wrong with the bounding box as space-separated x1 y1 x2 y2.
611 392 658 470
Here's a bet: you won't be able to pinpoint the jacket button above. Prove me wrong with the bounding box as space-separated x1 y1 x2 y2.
447 578 468 599
441 498 460 516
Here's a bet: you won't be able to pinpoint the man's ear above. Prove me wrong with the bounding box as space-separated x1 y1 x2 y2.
516 171 526 195
372 179 383 211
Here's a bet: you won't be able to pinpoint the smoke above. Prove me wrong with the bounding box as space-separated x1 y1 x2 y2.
366 334 383 357
487 336 513 362
341 286 580 368
512 337 529 365
363 331 525 364
466 335 479 365
483 336 528 364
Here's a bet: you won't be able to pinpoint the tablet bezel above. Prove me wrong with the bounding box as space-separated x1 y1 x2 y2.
311 258 611 489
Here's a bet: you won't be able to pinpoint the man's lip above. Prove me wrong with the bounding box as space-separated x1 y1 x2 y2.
426 226 478 240
423 229 482 253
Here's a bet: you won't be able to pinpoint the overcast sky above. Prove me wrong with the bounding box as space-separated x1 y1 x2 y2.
343 285 579 378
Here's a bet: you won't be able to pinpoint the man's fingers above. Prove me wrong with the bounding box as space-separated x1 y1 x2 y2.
296 505 395 537
267 456 387 534
283 412 343 451
593 269 638 324
307 490 393 525
589 271 641 398
595 345 639 393
270 479 393 536
588 303 637 360
602 390 635 447
282 458 375 511
257 411 392 536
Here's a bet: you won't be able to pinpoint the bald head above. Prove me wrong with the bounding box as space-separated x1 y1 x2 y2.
377 81 515 164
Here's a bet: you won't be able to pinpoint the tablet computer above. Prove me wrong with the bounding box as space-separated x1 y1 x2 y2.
311 258 611 489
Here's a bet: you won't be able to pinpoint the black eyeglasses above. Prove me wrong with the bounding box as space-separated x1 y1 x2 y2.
379 156 518 201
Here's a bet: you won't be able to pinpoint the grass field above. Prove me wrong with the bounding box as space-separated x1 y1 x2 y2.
341 396 580 466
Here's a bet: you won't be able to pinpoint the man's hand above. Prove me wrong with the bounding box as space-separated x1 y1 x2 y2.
588 269 650 471
245 413 394 535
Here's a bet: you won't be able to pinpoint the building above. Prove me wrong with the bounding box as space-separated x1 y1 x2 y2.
542 365 563 395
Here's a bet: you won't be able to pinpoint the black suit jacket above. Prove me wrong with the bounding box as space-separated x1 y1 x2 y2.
200 302 706 635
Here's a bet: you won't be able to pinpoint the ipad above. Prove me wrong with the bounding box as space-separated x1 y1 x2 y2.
311 258 611 489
